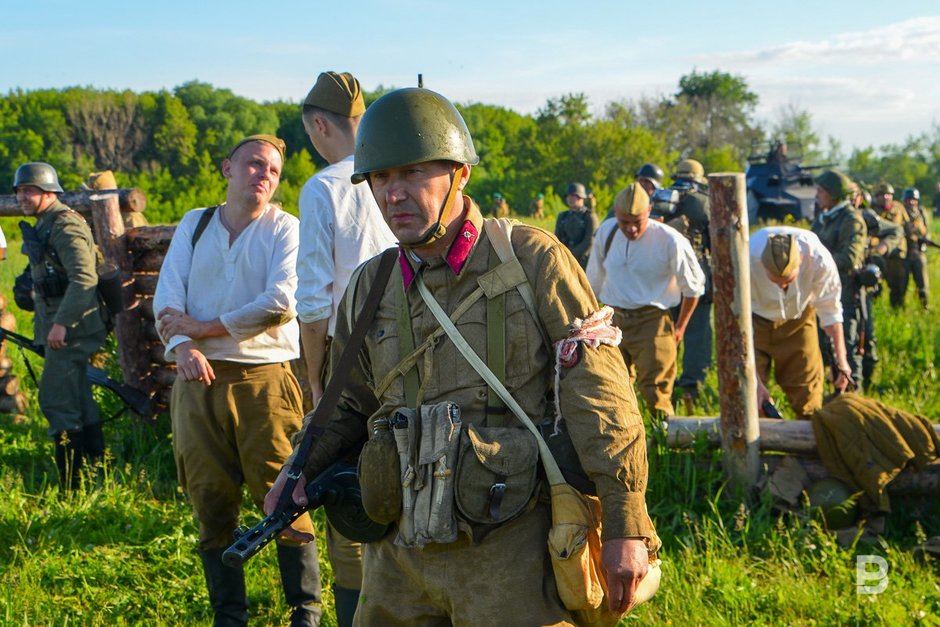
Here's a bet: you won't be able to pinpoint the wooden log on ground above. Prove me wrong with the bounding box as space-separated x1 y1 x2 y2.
139 296 155 321
666 416 940 455
134 249 168 272
0 311 17 332
709 172 760 490
0 356 13 378
150 343 168 365
0 294 7 311
0 188 145 217
126 226 176 252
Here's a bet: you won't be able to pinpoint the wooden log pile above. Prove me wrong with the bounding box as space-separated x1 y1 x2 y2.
0 295 29 416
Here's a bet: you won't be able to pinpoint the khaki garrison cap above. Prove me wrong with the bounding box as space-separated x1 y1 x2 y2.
613 182 650 216
761 233 800 278
304 71 366 117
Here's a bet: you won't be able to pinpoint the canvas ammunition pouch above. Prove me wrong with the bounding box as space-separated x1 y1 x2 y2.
33 270 69 299
391 402 463 547
13 266 35 312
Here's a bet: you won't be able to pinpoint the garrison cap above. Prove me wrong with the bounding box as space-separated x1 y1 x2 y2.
304 71 366 118
228 134 286 163
613 182 650 216
761 233 800 278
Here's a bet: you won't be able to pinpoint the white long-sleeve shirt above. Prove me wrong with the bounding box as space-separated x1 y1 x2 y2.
587 218 705 310
295 156 396 335
154 204 300 364
749 226 843 328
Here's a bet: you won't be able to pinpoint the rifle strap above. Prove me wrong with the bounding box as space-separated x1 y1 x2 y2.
191 206 219 249
277 247 398 511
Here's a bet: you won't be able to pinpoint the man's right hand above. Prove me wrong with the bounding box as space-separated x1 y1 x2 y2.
176 342 216 385
264 466 315 543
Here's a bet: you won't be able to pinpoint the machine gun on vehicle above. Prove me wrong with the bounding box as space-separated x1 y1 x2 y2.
222 460 388 567
0 326 153 420
745 140 834 223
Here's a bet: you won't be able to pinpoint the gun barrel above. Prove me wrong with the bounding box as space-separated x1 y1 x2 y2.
222 507 305 567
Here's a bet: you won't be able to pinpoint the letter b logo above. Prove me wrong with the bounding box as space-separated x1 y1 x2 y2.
856 555 888 595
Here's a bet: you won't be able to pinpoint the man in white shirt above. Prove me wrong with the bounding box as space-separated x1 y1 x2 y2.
587 183 705 418
750 227 853 419
0 223 6 260
153 134 321 626
295 71 395 626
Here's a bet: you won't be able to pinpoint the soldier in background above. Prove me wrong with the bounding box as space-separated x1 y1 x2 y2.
901 188 930 309
811 169 868 388
873 182 912 308
669 159 713 410
636 163 664 197
13 162 109 490
529 192 545 219
555 182 598 268
489 192 510 218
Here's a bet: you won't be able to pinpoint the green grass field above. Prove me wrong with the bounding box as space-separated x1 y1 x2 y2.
0 216 938 625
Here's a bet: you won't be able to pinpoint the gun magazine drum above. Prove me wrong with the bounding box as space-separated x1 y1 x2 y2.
323 464 390 543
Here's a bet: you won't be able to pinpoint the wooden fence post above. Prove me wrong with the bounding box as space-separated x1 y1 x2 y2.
86 172 150 393
708 172 761 491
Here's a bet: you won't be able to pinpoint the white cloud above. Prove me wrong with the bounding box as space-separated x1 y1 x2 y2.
700 16 940 66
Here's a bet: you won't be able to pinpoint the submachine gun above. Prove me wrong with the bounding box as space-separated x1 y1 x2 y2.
222 458 388 567
0 326 153 420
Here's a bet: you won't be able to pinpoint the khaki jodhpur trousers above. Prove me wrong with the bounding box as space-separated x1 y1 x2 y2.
171 360 315 549
612 305 677 415
356 503 575 627
753 306 824 420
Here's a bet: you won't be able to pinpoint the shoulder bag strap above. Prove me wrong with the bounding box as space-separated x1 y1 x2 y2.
191 206 219 249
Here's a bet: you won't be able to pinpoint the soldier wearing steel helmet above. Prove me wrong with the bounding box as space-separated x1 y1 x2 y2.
901 187 930 309
13 162 109 490
873 182 913 308
555 181 599 268
266 87 658 625
811 169 868 387
668 159 714 409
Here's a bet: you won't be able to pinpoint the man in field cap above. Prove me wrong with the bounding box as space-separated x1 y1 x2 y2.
587 182 704 420
811 168 867 388
749 226 853 419
154 134 322 626
267 87 659 625
295 71 395 626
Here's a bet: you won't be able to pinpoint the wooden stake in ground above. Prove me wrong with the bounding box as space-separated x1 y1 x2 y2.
708 172 761 491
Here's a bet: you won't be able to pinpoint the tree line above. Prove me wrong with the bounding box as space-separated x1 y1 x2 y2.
2 70 939 224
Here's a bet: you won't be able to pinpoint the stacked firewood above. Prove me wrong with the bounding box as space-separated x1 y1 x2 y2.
0 295 29 416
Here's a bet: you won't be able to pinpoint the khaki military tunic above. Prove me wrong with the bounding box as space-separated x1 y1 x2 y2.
295 199 654 624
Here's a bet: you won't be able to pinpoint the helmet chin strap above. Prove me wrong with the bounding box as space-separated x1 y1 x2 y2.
404 165 463 251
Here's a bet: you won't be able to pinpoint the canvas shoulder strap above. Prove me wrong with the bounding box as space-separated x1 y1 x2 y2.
603 220 617 257
191 206 219 249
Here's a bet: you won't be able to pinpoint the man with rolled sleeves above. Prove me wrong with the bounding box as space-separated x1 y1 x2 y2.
555 181 599 268
296 71 395 626
14 161 109 489
811 169 868 388
266 88 658 625
154 135 321 626
587 183 705 420
750 227 853 419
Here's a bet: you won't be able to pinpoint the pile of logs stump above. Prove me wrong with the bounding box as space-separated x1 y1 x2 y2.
0 295 29 416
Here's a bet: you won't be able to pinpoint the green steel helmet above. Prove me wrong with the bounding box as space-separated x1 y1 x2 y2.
876 182 895 196
566 182 587 198
807 477 858 529
13 162 64 193
674 159 707 184
815 169 853 200
636 163 665 188
351 87 479 184
902 187 920 202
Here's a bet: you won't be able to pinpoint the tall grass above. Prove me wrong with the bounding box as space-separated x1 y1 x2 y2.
0 217 938 624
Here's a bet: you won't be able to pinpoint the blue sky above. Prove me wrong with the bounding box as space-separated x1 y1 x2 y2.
4 1 939 154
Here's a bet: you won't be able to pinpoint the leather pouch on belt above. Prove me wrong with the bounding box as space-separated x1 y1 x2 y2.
455 423 539 525
358 416 403 525
393 402 462 548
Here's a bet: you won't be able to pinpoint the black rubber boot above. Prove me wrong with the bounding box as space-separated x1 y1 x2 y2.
200 548 249 627
332 584 360 627
277 542 323 627
82 422 106 463
53 430 84 491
